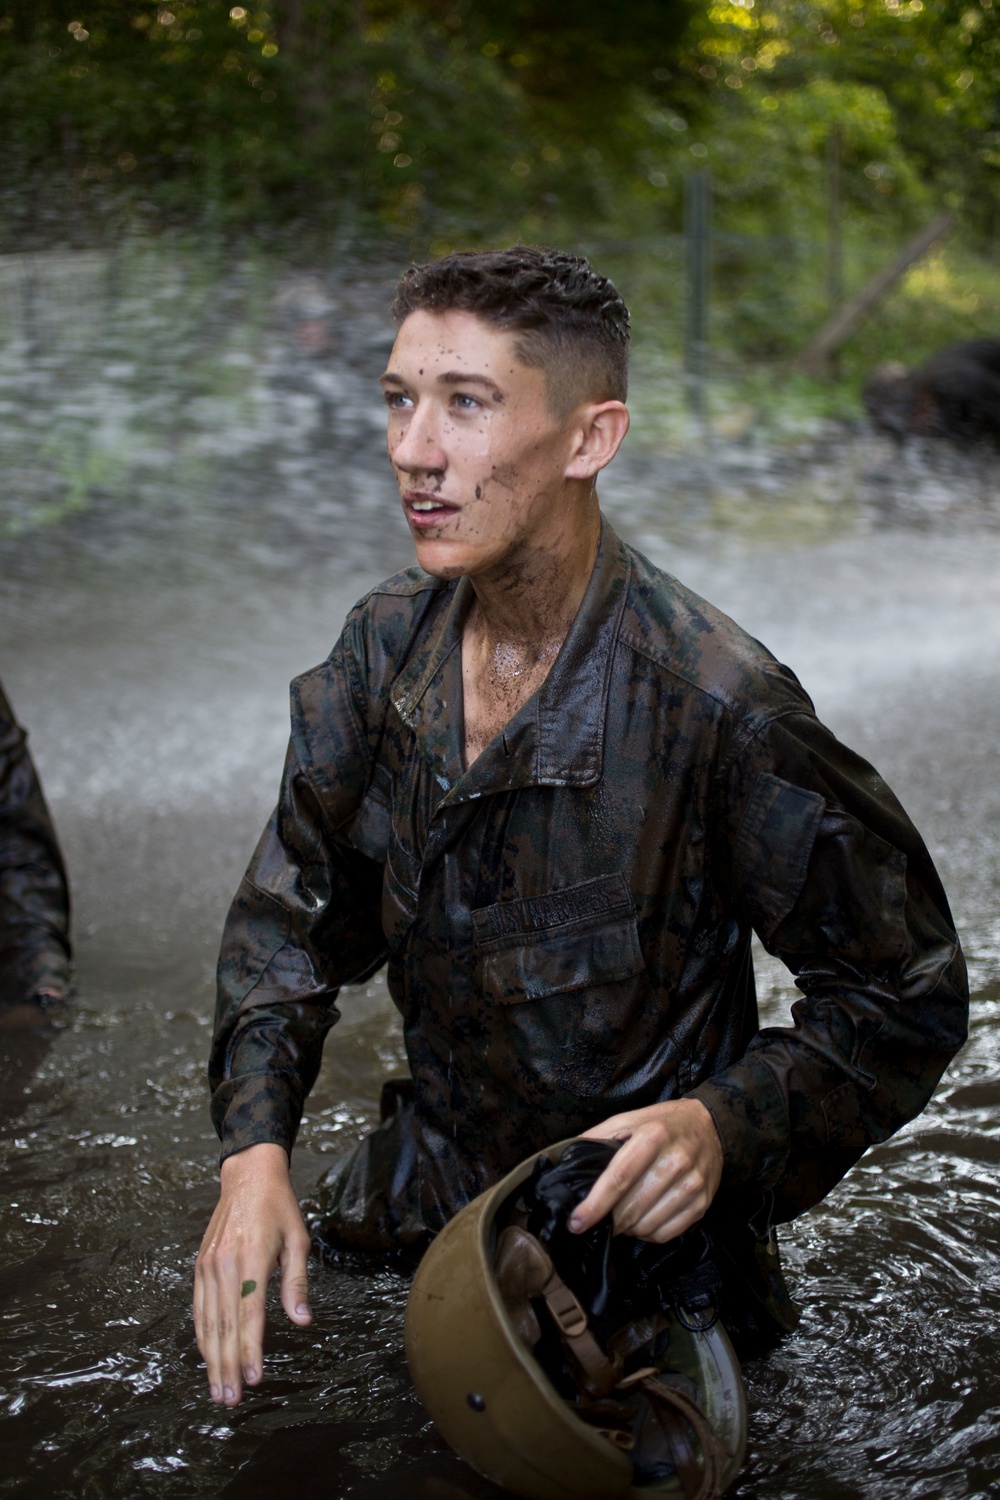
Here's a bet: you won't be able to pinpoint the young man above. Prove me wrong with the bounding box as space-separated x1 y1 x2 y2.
194 247 968 1409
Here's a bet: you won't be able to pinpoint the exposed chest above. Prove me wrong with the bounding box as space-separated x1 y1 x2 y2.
461 646 555 767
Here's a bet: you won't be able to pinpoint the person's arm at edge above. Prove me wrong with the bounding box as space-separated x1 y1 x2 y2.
0 683 72 1002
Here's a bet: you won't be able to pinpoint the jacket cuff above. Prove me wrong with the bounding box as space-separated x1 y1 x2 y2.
212 1071 301 1165
689 1052 790 1192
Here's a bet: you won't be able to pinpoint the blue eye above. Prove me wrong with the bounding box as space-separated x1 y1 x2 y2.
454 394 480 411
384 391 413 409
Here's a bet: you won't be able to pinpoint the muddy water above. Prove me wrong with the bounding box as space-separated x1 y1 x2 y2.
2 250 1000 1498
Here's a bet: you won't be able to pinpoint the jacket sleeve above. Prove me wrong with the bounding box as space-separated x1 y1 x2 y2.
689 707 969 1222
0 683 71 1001
208 634 389 1163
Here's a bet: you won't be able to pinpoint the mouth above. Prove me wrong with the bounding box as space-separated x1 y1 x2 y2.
403 491 459 528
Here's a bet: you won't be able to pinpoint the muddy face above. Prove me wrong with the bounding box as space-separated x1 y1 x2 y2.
380 309 586 587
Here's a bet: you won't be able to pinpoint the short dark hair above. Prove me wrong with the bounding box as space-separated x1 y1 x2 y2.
389 246 630 415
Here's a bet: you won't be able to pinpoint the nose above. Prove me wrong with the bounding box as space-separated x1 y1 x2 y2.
389 400 446 476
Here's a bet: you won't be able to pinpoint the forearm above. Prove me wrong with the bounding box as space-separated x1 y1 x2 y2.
208 771 385 1159
208 876 340 1158
689 950 969 1216
211 998 334 1161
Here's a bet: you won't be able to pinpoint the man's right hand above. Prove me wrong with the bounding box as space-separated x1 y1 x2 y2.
193 1141 313 1407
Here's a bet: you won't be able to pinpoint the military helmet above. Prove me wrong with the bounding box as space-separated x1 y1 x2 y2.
405 1138 747 1499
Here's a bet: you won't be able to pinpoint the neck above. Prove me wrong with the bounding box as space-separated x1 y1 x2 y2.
467 495 601 656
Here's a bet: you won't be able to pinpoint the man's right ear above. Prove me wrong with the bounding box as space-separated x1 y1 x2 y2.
564 400 630 481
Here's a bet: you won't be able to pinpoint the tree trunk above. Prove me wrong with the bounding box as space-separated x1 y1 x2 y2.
793 212 954 376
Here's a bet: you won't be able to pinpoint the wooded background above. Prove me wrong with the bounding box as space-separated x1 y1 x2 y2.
1 0 996 371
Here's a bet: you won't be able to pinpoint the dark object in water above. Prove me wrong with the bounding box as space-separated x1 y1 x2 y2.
863 337 1000 448
0 679 71 1013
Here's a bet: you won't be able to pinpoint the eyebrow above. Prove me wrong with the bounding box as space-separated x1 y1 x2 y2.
379 369 505 400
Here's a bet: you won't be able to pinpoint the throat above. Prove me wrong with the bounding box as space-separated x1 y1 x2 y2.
489 637 561 683
461 627 565 769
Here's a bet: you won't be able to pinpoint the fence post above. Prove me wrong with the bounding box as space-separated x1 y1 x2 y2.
827 125 843 313
684 168 711 442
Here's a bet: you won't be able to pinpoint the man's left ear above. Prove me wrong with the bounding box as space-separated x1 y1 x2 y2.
565 401 630 480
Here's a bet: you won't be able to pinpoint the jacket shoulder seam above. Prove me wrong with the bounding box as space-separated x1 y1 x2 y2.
719 706 822 780
350 570 449 609
619 627 812 759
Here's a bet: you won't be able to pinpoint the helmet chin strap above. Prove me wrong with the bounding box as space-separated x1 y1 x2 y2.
495 1224 724 1500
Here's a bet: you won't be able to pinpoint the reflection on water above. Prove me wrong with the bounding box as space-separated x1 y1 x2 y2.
1 243 999 1499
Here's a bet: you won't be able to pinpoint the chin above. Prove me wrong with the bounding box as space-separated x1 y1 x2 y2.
412 537 482 580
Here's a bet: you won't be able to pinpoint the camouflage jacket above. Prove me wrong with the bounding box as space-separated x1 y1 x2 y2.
0 681 71 1003
210 519 967 1283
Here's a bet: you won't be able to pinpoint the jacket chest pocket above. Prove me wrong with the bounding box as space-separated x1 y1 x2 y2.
479 902 645 1002
471 874 653 1109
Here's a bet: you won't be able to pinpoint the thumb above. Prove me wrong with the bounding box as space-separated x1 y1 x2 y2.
279 1231 312 1326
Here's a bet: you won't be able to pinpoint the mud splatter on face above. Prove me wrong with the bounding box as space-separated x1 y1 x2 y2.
475 485 482 499
489 463 518 491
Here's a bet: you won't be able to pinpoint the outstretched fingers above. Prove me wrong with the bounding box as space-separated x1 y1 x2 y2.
278 1223 313 1330
193 1141 309 1406
192 1259 220 1402
194 1250 268 1406
238 1270 268 1390
216 1260 250 1405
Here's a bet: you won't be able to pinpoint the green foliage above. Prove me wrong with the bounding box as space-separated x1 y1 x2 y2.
0 0 996 379
847 240 1000 367
0 0 701 244
1 0 995 241
678 0 1000 235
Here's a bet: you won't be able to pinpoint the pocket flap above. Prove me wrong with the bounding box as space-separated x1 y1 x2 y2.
735 771 826 942
483 913 645 1004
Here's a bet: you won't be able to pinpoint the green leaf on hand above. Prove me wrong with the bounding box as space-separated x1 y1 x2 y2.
241 1279 257 1298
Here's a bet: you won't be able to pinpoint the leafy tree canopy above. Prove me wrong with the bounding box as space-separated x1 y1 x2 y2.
0 0 995 250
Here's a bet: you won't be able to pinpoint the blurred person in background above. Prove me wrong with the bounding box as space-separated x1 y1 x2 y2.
0 679 71 1025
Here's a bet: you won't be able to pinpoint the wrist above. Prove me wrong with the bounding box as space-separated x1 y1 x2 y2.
688 1096 725 1176
220 1141 291 1185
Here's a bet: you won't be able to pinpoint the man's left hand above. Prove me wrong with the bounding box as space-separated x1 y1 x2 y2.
568 1099 724 1243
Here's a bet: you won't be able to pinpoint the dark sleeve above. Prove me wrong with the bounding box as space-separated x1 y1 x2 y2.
208 636 389 1162
689 709 969 1221
0 682 71 1001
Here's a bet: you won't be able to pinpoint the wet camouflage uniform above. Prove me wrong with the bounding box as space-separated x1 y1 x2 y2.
0 681 71 1004
209 521 968 1337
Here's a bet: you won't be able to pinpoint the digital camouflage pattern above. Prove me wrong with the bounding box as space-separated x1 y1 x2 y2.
0 680 71 1004
209 520 968 1334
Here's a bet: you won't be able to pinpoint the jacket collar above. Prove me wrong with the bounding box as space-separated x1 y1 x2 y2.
390 516 631 799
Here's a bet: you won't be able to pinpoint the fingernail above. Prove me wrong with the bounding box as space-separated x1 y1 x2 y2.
568 1215 583 1233
295 1303 311 1319
223 1385 235 1402
210 1385 221 1402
